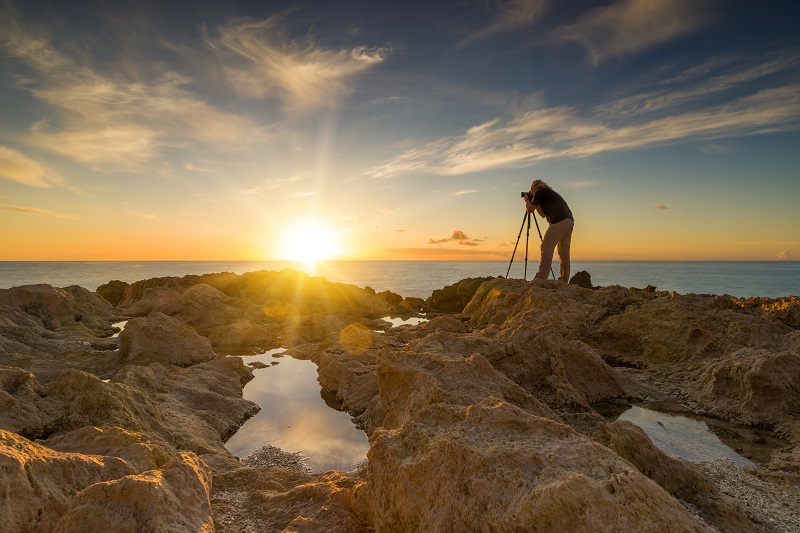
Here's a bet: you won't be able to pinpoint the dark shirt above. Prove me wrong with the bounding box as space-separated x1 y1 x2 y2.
532 188 573 224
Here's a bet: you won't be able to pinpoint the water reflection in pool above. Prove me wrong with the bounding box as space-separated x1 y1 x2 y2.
225 349 370 473
111 321 127 338
382 315 428 327
618 405 755 466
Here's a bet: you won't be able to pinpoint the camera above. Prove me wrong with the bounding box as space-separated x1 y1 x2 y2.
521 191 533 201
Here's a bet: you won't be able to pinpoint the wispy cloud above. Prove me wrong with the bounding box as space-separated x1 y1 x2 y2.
461 0 550 45
0 203 80 219
0 8 267 171
454 189 477 195
206 14 394 112
128 211 156 219
594 52 800 119
0 146 62 187
555 0 714 64
652 203 670 209
368 80 800 179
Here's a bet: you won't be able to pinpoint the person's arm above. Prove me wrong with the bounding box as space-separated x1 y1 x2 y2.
525 197 544 218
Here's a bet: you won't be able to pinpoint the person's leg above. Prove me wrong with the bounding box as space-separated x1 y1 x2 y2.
556 219 574 282
534 222 562 280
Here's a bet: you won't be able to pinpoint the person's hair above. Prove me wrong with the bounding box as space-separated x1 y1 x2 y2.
531 179 550 189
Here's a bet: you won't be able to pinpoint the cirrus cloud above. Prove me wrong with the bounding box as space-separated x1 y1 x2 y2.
555 0 715 64
0 203 80 219
0 146 62 187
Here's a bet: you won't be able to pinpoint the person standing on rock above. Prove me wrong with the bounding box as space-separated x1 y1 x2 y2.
524 179 574 282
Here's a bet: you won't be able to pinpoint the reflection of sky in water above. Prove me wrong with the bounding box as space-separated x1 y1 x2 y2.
382 315 428 327
111 321 127 338
225 349 370 473
619 406 755 466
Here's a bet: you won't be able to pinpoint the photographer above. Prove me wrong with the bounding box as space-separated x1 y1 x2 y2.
523 179 574 282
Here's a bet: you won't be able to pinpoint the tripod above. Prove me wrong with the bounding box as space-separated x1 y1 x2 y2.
505 210 556 280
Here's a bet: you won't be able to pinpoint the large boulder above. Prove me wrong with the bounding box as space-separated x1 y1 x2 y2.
95 280 129 307
52 452 213 533
0 429 133 533
118 312 216 367
0 284 118 335
425 277 494 313
358 347 712 531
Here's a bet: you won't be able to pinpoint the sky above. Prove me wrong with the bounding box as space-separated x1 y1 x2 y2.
1 0 799 262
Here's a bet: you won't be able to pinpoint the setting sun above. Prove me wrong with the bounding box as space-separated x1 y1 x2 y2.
276 221 342 262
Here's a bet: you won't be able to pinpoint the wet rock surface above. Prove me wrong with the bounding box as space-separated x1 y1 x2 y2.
1 271 798 531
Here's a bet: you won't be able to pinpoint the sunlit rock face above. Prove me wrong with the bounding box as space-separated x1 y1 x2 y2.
118 312 216 367
0 272 798 531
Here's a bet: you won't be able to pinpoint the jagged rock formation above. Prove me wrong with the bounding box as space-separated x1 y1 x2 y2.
1 271 798 531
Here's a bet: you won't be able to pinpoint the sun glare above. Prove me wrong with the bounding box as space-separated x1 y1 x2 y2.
277 221 341 262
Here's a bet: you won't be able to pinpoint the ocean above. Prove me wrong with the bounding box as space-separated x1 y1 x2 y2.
0 261 797 299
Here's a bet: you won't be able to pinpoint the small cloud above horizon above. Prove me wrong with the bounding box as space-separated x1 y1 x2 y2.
653 203 671 209
129 211 156 219
454 189 477 195
0 203 80 219
774 250 792 261
429 229 482 246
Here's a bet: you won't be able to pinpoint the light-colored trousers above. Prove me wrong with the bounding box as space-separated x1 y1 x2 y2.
534 217 574 282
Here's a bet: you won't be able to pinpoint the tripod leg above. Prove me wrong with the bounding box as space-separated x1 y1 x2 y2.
524 212 530 280
505 210 529 278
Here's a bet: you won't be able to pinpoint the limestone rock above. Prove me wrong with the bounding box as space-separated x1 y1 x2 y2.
425 276 494 313
597 420 755 532
0 284 118 335
361 398 712 532
95 280 129 307
0 429 133 533
205 318 278 355
569 270 593 288
118 312 216 367
691 345 800 424
52 452 213 533
43 426 177 472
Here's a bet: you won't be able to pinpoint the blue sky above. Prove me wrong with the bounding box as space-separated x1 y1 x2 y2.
1 0 798 261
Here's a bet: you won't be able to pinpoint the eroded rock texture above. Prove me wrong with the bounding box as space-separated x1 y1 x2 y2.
1 271 798 532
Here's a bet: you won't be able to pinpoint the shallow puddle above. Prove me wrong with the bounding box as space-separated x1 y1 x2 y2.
225 349 370 473
110 320 127 338
382 315 428 327
618 405 756 466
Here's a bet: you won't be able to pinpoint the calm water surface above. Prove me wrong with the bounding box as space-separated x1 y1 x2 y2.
225 349 370 473
1 260 798 298
618 406 755 466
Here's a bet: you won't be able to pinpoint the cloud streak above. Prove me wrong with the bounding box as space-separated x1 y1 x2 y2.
0 203 80 219
555 0 714 64
0 146 62 187
462 0 550 45
368 80 800 179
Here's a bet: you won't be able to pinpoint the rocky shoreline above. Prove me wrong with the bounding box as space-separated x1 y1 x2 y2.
1 269 798 531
